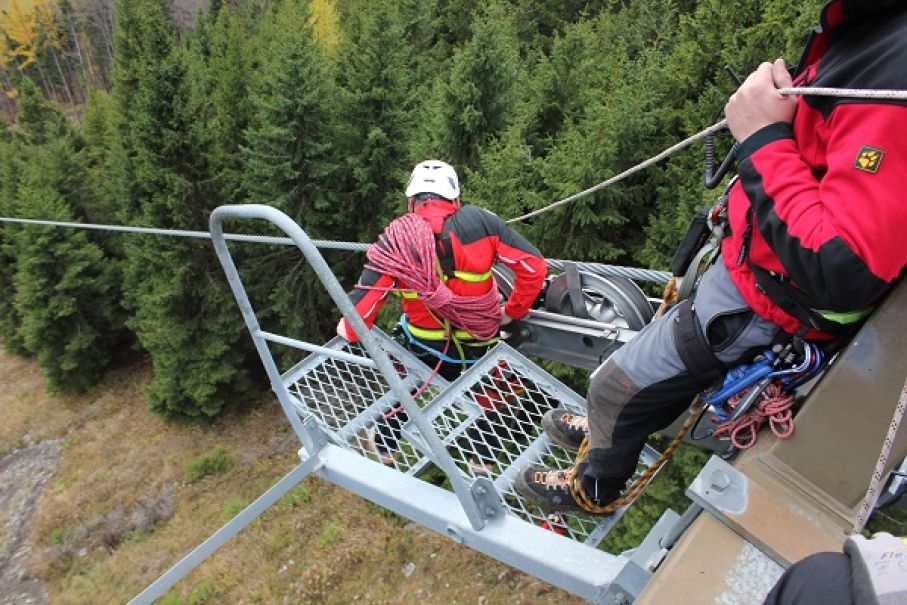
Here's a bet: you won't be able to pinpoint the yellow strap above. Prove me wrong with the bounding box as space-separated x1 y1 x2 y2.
396 269 492 298
450 269 492 283
815 307 873 325
404 322 475 341
404 321 498 346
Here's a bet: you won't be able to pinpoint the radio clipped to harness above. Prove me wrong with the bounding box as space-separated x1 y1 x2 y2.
670 196 729 302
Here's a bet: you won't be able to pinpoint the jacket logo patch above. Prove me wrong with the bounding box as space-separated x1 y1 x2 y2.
854 146 884 173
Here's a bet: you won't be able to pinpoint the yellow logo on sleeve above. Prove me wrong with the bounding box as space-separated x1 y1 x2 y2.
854 146 884 173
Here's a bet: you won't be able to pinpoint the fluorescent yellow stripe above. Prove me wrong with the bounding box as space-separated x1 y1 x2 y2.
451 269 492 283
404 323 477 341
814 307 873 324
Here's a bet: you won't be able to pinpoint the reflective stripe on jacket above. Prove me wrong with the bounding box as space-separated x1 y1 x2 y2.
342 200 546 342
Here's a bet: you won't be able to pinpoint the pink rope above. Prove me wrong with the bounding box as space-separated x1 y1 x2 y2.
712 382 795 449
365 213 501 341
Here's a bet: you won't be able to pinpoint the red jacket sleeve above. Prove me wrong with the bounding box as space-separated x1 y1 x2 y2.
737 103 907 312
485 213 547 319
340 268 393 343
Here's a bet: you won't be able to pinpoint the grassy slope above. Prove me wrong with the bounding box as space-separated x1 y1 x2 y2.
1 351 583 605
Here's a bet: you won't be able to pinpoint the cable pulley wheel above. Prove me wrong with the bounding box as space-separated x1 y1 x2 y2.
543 271 653 330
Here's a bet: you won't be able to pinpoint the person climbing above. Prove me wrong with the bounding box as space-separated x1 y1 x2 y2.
515 0 907 513
336 159 547 471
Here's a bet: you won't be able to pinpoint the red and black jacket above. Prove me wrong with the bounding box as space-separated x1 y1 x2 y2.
722 0 907 338
341 199 547 341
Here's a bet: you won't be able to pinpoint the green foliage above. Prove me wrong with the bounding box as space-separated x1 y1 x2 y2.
113 0 256 419
278 485 312 508
221 497 248 521
335 0 417 233
0 133 26 355
5 82 124 393
186 445 233 482
317 521 345 546
187 580 220 605
51 527 68 545
419 1 524 173
240 0 354 344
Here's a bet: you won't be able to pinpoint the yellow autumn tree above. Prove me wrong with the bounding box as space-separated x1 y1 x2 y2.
308 0 339 56
0 0 59 71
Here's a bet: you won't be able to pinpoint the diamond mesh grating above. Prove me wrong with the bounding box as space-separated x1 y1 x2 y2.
281 330 449 475
281 334 657 546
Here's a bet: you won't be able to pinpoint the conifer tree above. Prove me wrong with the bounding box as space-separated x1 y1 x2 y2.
526 2 681 263
0 118 27 354
241 0 349 342
201 7 255 206
7 80 124 392
335 0 415 232
418 1 524 173
112 0 255 418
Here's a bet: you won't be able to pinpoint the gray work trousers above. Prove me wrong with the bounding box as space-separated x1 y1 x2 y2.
580 260 783 497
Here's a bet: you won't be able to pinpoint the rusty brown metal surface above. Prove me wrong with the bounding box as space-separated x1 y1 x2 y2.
635 514 783 605
769 278 907 510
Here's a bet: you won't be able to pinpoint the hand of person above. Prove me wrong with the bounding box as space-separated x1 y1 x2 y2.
500 304 513 327
336 317 352 340
724 58 797 142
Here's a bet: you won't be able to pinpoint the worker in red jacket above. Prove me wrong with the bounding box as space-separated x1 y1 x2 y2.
516 0 907 513
337 159 547 468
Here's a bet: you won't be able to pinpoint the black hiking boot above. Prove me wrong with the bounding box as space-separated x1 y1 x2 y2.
514 464 586 512
541 409 589 452
514 464 619 514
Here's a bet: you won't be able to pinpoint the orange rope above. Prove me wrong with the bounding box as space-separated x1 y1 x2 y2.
568 397 705 514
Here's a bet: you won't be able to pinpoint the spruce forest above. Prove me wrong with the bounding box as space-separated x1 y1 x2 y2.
0 0 829 415
9 0 904 603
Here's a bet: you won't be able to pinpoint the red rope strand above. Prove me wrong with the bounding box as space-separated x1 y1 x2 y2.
712 382 795 449
364 213 501 341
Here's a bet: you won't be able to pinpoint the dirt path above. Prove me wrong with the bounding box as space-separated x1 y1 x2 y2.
0 440 61 605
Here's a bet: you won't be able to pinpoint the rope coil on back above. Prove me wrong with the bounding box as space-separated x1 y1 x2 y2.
364 213 501 341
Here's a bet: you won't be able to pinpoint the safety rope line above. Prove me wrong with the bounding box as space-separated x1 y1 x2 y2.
0 216 371 251
711 382 795 449
0 216 672 284
506 86 907 225
569 396 707 515
853 379 907 534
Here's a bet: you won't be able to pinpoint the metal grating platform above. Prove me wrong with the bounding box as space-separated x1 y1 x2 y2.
282 331 659 545
130 205 681 605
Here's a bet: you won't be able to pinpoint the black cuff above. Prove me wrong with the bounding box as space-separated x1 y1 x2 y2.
736 122 794 163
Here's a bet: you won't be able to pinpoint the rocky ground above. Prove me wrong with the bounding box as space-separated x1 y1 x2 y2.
0 439 61 605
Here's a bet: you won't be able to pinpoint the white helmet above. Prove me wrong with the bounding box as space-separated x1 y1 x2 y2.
404 159 460 200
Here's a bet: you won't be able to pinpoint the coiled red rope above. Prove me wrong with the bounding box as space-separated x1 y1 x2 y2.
712 382 795 449
364 213 501 341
